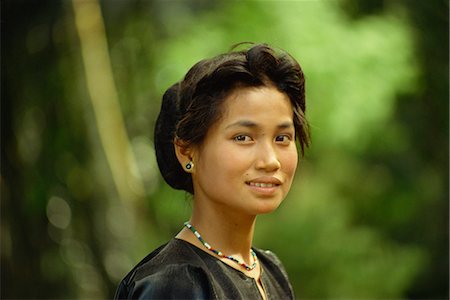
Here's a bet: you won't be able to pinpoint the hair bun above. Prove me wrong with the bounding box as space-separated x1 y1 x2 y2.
154 83 192 192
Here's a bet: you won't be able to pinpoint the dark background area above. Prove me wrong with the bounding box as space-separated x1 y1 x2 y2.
2 0 448 299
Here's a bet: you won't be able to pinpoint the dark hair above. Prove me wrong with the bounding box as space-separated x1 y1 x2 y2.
154 43 310 194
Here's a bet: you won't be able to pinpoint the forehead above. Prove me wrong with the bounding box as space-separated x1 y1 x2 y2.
219 86 293 123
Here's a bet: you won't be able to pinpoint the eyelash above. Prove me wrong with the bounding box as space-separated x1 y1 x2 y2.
233 134 293 144
233 135 252 142
275 135 292 144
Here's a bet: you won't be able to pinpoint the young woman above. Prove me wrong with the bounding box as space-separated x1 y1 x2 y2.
115 43 310 299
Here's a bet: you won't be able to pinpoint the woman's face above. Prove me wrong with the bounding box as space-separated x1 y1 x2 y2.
190 85 298 216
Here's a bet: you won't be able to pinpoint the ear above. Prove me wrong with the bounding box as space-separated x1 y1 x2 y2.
174 138 195 173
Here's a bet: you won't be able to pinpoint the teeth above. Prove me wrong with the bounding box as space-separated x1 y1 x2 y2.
249 182 276 188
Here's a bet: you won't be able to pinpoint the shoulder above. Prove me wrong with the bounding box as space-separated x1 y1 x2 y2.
254 248 288 274
115 239 216 299
254 248 295 298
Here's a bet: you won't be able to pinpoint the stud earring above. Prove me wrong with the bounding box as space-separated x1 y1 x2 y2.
186 161 194 170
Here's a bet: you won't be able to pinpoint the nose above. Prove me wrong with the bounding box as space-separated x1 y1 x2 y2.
255 142 281 172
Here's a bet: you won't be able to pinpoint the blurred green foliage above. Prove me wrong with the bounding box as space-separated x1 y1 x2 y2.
2 0 448 299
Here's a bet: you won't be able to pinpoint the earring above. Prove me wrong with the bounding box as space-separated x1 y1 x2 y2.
186 161 194 170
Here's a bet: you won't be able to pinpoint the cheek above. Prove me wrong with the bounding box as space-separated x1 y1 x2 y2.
197 145 249 180
282 149 298 177
214 149 251 178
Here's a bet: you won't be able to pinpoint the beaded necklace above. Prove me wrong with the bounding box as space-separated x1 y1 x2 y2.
184 221 258 271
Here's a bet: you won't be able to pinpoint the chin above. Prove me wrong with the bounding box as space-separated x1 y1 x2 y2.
254 200 283 215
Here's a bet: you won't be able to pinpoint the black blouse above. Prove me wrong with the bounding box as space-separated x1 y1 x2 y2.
115 238 295 299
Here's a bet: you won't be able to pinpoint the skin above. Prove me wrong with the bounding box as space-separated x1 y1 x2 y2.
175 85 298 299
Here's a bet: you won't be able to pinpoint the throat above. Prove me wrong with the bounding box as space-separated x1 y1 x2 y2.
183 221 258 271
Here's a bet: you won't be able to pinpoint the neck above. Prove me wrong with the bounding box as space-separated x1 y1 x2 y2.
187 199 257 263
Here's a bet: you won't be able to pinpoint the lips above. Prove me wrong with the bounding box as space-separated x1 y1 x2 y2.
245 177 282 188
248 182 278 188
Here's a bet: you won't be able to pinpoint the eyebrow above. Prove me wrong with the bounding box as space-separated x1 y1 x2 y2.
225 120 294 130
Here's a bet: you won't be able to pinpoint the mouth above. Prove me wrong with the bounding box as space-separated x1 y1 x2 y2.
247 182 279 188
245 177 282 194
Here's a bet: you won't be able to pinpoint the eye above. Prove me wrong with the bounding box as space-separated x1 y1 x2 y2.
233 135 253 143
275 135 292 145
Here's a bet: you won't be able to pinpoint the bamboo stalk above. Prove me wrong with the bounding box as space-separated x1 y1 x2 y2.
72 0 145 203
